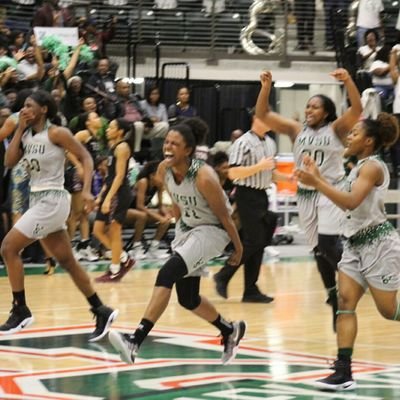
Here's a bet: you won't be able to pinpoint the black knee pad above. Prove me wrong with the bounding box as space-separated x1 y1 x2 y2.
318 234 343 266
176 277 201 310
155 253 188 289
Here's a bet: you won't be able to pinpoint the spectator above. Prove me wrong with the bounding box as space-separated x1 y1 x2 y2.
168 86 197 123
369 46 394 105
294 0 315 52
324 0 351 51
356 0 384 48
63 76 84 122
79 16 117 59
69 96 109 146
86 58 117 120
140 86 168 124
210 128 243 155
357 29 381 70
116 79 169 154
32 0 64 27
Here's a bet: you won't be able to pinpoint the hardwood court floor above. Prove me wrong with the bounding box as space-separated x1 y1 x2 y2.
0 256 399 399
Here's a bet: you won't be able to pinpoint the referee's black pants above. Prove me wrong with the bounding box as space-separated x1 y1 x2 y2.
218 186 277 296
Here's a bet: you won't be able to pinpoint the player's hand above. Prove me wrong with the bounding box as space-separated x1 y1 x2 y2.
82 191 95 213
302 154 321 178
330 68 350 82
260 70 273 89
227 245 242 268
101 198 110 214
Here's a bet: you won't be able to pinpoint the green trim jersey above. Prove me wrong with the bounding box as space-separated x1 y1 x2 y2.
165 159 232 231
21 122 65 191
293 123 345 189
343 156 389 238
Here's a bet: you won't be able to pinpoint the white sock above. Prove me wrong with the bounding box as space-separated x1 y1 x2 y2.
109 263 121 274
120 251 128 263
150 240 160 249
133 242 142 249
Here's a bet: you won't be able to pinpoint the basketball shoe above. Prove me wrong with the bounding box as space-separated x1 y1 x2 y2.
89 305 119 342
315 359 356 391
95 256 135 283
108 330 139 364
0 304 34 334
221 320 247 365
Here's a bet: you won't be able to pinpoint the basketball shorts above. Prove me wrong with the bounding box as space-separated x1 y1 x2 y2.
172 224 230 277
14 189 71 239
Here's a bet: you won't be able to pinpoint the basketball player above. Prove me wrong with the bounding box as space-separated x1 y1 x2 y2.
108 123 246 365
0 90 118 341
255 68 362 330
296 113 400 391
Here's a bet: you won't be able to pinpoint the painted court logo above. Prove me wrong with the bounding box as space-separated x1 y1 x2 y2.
0 325 399 399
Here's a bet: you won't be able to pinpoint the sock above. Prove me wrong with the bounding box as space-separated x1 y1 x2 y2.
338 348 353 362
150 240 160 249
211 314 233 337
133 318 154 346
109 263 121 274
120 251 128 263
12 290 26 307
87 293 102 309
133 242 142 248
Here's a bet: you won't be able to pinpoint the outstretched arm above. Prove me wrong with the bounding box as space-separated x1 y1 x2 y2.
331 69 362 141
296 156 381 211
255 70 302 142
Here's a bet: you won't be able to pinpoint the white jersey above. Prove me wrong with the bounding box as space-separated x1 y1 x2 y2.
21 121 65 191
343 156 389 238
293 123 345 189
165 159 232 231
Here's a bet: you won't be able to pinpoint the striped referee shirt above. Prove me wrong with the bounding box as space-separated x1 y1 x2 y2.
229 130 276 190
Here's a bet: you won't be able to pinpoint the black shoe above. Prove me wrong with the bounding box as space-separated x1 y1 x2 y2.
0 304 34 334
213 274 228 299
326 290 338 332
315 359 356 391
242 293 274 303
89 305 119 342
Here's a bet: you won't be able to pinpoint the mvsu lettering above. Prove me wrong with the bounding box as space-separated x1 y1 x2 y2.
297 135 331 147
24 143 46 155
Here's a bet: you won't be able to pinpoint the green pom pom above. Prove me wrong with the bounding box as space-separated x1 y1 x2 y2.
78 45 94 63
0 56 18 72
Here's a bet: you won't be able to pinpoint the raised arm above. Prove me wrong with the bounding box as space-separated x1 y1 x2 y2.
197 165 242 266
4 116 27 168
255 70 302 142
331 69 362 141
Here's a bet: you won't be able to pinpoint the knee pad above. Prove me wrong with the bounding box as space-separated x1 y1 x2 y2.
177 291 201 310
155 253 187 289
318 234 343 266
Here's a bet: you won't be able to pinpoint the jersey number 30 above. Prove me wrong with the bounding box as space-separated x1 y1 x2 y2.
301 149 325 167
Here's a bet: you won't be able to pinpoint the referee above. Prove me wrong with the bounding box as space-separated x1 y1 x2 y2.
214 108 277 303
